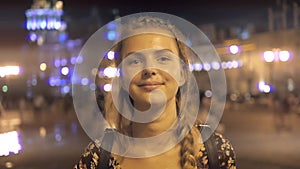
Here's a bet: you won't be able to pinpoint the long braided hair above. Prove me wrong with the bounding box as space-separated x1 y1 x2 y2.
96 15 198 169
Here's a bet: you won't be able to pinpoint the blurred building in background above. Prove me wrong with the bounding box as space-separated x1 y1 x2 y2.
24 0 82 98
195 0 300 102
1 0 299 103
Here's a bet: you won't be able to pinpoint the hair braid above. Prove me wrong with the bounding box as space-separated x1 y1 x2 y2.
180 127 197 169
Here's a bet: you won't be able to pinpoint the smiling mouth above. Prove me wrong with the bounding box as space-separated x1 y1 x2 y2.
137 83 164 91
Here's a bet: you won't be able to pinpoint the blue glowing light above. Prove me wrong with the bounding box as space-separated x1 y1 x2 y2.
54 59 60 67
76 56 83 64
61 79 67 86
81 78 89 86
70 57 76 64
58 32 68 43
61 59 67 66
28 33 38 41
49 77 56 86
106 31 118 41
62 86 70 94
89 83 96 91
107 22 117 29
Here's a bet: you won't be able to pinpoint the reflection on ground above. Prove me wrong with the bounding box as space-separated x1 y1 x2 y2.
1 102 300 169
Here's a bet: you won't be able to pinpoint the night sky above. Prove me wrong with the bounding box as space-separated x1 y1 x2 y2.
0 0 292 46
0 0 297 75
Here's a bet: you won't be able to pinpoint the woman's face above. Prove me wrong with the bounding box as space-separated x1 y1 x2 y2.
120 33 185 110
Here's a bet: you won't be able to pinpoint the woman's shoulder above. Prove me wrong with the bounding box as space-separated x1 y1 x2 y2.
194 128 237 169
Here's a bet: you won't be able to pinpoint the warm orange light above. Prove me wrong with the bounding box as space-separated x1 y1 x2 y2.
0 66 20 77
40 63 47 71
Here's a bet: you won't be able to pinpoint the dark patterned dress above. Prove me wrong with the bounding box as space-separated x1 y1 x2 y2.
74 132 236 169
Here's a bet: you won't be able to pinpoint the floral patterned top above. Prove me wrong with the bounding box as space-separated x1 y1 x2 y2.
74 132 236 169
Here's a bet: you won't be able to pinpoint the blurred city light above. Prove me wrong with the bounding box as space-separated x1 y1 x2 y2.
203 63 211 71
39 127 47 138
54 59 60 67
204 90 212 97
70 57 77 64
188 61 242 72
106 31 118 41
0 66 20 77
40 63 47 71
287 78 295 91
25 7 64 31
105 21 118 41
58 32 68 43
81 78 89 86
103 67 118 78
263 49 291 62
107 51 115 60
103 83 112 92
61 85 70 94
76 56 83 64
89 83 96 91
61 67 69 75
91 68 98 76
2 85 8 93
28 32 38 41
0 131 22 156
193 63 202 71
278 50 291 62
229 45 240 54
232 60 239 68
263 51 275 62
211 61 221 70
61 59 68 66
258 81 273 93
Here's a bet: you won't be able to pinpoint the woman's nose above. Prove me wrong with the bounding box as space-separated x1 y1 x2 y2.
142 68 157 78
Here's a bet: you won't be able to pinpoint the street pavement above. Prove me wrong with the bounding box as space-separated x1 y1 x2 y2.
0 103 300 169
222 103 300 169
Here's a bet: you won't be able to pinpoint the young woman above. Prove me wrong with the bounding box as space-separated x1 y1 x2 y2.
74 14 236 169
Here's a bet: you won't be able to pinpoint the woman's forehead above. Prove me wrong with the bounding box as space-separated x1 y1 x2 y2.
121 33 179 56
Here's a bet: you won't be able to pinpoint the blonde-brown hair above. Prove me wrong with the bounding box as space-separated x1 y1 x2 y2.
95 16 198 169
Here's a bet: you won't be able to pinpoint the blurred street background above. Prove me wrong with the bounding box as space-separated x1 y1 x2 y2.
1 0 300 168
1 101 300 169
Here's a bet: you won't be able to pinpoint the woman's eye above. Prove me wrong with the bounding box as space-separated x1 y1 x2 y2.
128 59 142 65
157 56 171 62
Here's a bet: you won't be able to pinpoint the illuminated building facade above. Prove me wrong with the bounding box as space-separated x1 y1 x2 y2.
25 0 82 97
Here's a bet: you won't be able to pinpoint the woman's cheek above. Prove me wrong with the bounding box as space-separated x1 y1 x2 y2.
120 68 139 91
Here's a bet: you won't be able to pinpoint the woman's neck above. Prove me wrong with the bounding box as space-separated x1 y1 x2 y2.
131 99 177 138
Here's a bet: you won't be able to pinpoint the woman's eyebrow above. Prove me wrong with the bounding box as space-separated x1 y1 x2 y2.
154 49 175 55
125 51 144 58
125 49 175 57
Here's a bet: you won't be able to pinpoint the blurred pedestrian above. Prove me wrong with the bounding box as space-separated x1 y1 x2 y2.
0 96 5 116
271 92 292 132
32 94 45 119
18 97 27 123
63 93 73 114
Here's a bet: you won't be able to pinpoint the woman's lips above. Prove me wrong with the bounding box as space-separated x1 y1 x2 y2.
137 82 164 91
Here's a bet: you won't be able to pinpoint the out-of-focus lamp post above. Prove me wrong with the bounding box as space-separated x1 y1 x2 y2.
262 48 292 91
